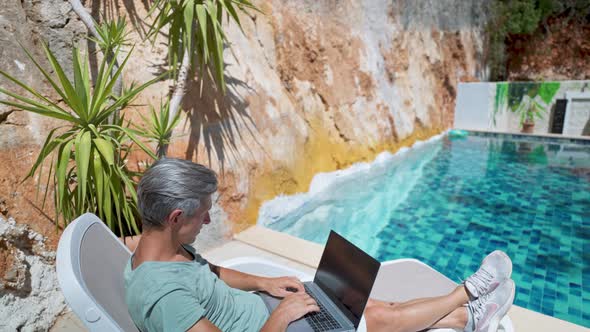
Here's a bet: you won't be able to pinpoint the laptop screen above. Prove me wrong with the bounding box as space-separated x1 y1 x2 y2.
313 231 381 328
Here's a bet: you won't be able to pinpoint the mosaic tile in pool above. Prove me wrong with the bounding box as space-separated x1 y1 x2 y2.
265 133 590 327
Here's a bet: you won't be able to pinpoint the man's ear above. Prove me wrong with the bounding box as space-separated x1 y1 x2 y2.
167 209 183 225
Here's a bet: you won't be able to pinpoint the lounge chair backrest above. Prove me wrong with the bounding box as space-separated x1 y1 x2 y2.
56 213 138 332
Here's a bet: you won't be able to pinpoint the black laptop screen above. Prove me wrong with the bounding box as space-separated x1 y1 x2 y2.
313 231 381 328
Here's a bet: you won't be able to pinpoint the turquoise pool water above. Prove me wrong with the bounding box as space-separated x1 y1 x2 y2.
263 132 590 327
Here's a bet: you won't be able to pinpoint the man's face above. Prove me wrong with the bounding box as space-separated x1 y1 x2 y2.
177 195 213 244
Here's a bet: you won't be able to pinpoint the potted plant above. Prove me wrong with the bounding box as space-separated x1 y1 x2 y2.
513 95 547 133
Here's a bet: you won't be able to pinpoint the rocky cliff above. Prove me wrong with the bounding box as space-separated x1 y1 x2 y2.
506 15 590 81
0 0 488 328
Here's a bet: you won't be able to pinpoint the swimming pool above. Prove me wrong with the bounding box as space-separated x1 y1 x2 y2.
259 131 590 327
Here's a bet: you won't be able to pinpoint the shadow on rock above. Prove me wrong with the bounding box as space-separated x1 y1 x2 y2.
182 66 263 173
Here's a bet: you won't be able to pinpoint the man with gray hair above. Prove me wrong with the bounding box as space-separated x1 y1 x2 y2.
125 158 516 332
124 158 320 332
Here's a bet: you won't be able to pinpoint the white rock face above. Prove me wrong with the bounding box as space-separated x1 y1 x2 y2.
0 217 66 332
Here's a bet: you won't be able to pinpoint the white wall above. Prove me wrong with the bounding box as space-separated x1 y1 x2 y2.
563 92 590 136
453 82 493 130
454 81 590 137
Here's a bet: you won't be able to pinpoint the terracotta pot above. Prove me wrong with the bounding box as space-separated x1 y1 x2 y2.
521 121 534 133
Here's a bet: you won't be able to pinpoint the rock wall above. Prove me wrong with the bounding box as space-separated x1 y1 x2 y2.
0 0 489 328
0 216 66 331
506 16 590 81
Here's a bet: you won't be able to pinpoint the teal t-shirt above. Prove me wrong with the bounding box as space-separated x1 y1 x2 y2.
124 245 269 332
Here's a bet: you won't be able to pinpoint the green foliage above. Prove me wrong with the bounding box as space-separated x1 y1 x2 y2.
146 0 259 91
89 16 132 54
527 145 548 164
506 83 538 110
503 1 542 34
515 95 546 126
0 43 163 235
505 82 560 111
492 82 560 126
487 0 590 80
493 83 509 125
537 82 560 104
133 98 183 157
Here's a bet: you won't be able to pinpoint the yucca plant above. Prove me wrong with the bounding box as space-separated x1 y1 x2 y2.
88 16 134 125
146 0 259 156
132 98 183 157
89 16 133 53
0 43 163 235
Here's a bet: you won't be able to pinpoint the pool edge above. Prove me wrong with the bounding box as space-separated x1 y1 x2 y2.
456 128 590 143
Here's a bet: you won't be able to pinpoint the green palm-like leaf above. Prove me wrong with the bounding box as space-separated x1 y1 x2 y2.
24 127 73 182
0 68 69 114
89 45 131 119
92 154 104 221
134 98 183 149
146 0 260 90
89 16 132 53
74 130 92 207
18 44 71 104
56 140 74 220
93 138 115 165
43 45 85 120
104 124 158 160
72 48 91 112
0 92 78 123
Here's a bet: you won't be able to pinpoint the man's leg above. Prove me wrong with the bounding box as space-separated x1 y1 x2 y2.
365 286 469 332
367 296 443 308
367 298 467 330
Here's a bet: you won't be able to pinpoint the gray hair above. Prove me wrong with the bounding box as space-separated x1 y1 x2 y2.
137 158 218 228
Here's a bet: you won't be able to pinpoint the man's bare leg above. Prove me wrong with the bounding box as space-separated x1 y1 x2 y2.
429 306 467 329
365 286 469 332
367 296 438 308
367 297 467 329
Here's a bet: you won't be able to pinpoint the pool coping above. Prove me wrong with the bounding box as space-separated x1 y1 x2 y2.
457 128 590 143
234 225 588 332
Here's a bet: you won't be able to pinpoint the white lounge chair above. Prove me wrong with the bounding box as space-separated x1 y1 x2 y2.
56 213 514 332
56 213 138 331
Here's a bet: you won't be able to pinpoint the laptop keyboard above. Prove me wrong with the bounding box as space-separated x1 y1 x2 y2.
303 284 343 331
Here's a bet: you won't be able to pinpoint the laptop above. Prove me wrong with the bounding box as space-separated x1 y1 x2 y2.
258 231 381 332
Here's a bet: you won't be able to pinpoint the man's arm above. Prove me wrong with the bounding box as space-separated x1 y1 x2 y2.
184 293 319 332
216 264 273 291
209 263 305 297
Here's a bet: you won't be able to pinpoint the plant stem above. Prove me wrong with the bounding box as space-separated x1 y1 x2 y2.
157 51 190 158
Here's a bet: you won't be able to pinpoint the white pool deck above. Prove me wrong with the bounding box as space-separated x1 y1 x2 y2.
52 225 588 332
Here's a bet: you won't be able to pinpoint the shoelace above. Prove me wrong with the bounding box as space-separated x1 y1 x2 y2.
469 291 492 329
469 267 494 296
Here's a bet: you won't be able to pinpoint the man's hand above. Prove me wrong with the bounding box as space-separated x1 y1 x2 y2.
261 293 320 331
260 276 305 298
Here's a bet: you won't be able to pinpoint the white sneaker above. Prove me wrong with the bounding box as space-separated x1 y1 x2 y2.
465 250 512 299
465 279 515 332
